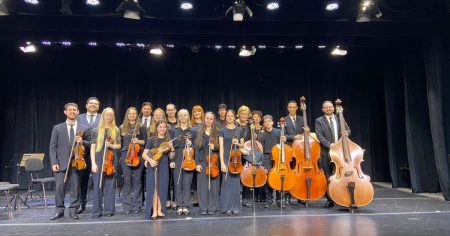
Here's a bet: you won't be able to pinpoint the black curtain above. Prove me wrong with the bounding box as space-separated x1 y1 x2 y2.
0 45 391 188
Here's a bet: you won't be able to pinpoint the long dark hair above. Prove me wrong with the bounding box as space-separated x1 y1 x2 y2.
195 112 219 149
151 120 170 148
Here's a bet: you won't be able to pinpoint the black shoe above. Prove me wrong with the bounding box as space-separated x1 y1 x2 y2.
324 201 335 208
69 212 79 220
158 214 168 219
232 211 240 215
276 201 286 209
200 211 207 215
105 214 114 217
297 199 307 205
75 205 86 214
133 209 141 214
150 215 158 220
92 214 101 218
50 212 64 220
264 202 272 208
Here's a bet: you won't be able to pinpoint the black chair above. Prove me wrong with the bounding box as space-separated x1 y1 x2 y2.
22 157 55 207
0 182 20 219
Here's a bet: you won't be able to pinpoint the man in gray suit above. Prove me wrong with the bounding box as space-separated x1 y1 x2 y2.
49 103 89 220
76 97 100 213
315 100 351 207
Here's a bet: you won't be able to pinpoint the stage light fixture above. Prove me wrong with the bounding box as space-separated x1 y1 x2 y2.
214 45 222 50
179 0 193 10
25 0 39 5
41 41 51 46
356 0 382 22
226 0 253 22
62 41 71 46
60 0 73 15
318 45 326 49
136 43 145 48
20 42 37 53
266 0 279 10
331 46 347 56
88 42 97 46
150 45 164 55
86 0 100 6
258 45 266 49
0 0 9 16
116 0 146 20
325 1 339 11
295 45 303 49
239 46 256 57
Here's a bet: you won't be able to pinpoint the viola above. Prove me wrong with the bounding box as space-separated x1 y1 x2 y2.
290 96 327 203
327 99 374 211
268 117 296 191
240 123 267 188
205 139 219 178
227 137 243 175
71 130 87 171
125 124 141 167
181 134 196 171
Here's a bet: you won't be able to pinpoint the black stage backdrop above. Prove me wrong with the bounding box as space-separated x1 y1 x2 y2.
0 36 448 199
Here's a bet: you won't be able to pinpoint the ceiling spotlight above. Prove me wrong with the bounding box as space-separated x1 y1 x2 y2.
25 0 39 5
41 41 52 45
325 1 339 11
295 45 303 49
361 0 374 12
226 0 253 22
88 42 97 46
150 45 164 55
258 45 266 49
20 42 37 53
136 43 145 48
266 0 279 10
227 45 236 49
166 44 175 48
331 46 347 56
356 0 381 22
318 45 326 49
86 0 100 6
239 46 256 57
60 0 73 15
62 41 71 46
179 0 193 10
116 0 146 20
0 0 9 16
214 45 222 50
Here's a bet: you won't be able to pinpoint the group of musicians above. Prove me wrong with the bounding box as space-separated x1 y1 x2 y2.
49 97 351 220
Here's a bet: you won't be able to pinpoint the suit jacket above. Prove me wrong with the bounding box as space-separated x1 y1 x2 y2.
315 115 351 155
49 122 89 171
77 113 100 143
284 115 304 143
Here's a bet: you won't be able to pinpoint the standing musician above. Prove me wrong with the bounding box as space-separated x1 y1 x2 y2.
139 102 153 130
119 107 147 214
236 105 252 208
215 104 228 129
191 105 205 130
251 110 264 202
283 100 305 206
90 107 121 217
219 109 244 215
194 112 220 215
142 120 175 220
165 103 177 210
49 103 89 220
76 97 100 214
171 109 195 215
315 100 351 207
147 108 167 137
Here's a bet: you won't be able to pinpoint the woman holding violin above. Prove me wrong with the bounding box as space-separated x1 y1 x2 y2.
119 107 147 214
142 120 175 220
219 109 244 215
194 112 220 215
171 109 196 215
90 107 121 218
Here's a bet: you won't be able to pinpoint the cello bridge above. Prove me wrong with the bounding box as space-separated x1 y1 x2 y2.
344 171 354 177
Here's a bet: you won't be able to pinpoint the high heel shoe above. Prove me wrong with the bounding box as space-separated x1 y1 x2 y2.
182 207 190 215
150 215 158 220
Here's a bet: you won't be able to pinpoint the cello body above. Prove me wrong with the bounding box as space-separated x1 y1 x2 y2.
240 124 267 188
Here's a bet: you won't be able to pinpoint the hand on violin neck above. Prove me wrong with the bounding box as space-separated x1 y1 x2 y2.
232 138 239 145
281 136 287 142
208 143 215 150
131 138 139 144
196 165 202 172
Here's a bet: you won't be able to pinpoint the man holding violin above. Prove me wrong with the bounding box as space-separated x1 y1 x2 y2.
49 103 89 220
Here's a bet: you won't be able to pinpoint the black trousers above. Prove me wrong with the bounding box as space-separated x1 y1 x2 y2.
54 168 81 214
319 153 335 203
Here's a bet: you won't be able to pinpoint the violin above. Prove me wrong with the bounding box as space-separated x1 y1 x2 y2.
181 134 196 171
290 96 327 203
149 137 179 162
240 123 267 188
205 138 219 178
125 124 141 167
227 136 243 175
71 130 87 171
327 99 374 211
268 117 296 191
103 135 115 176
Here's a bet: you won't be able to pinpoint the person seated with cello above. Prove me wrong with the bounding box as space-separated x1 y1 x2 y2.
119 107 147 214
90 107 121 218
219 109 244 215
142 120 175 220
194 111 220 215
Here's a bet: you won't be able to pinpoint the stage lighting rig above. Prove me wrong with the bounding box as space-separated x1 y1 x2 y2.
116 0 146 20
226 0 253 22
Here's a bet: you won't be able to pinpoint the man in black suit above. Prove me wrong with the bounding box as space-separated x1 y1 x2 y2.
315 100 351 207
49 103 89 220
283 100 304 206
76 97 100 213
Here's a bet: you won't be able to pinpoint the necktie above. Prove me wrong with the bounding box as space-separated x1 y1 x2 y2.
329 117 337 143
69 124 75 144
292 116 296 129
89 114 94 125
144 118 148 128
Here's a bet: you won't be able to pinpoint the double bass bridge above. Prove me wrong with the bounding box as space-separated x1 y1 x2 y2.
344 171 354 177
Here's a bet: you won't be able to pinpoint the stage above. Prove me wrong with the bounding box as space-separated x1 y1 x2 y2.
1 182 449 236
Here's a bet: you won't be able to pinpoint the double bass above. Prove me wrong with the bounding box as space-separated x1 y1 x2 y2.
125 124 141 167
290 97 327 204
240 123 267 188
327 99 374 211
268 118 296 192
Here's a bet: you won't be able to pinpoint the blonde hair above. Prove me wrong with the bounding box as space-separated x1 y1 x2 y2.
237 105 251 119
191 105 205 125
96 107 119 152
176 109 192 128
120 107 140 136
148 108 167 137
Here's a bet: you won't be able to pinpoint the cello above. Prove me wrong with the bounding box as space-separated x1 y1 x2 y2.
268 118 296 192
240 123 267 188
290 96 327 205
327 99 374 212
125 124 141 167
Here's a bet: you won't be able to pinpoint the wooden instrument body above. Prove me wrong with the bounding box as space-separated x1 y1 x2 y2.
240 162 267 188
228 146 243 174
268 143 296 191
72 141 87 171
290 134 327 201
103 150 115 176
182 146 196 171
125 143 141 167
205 151 220 177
